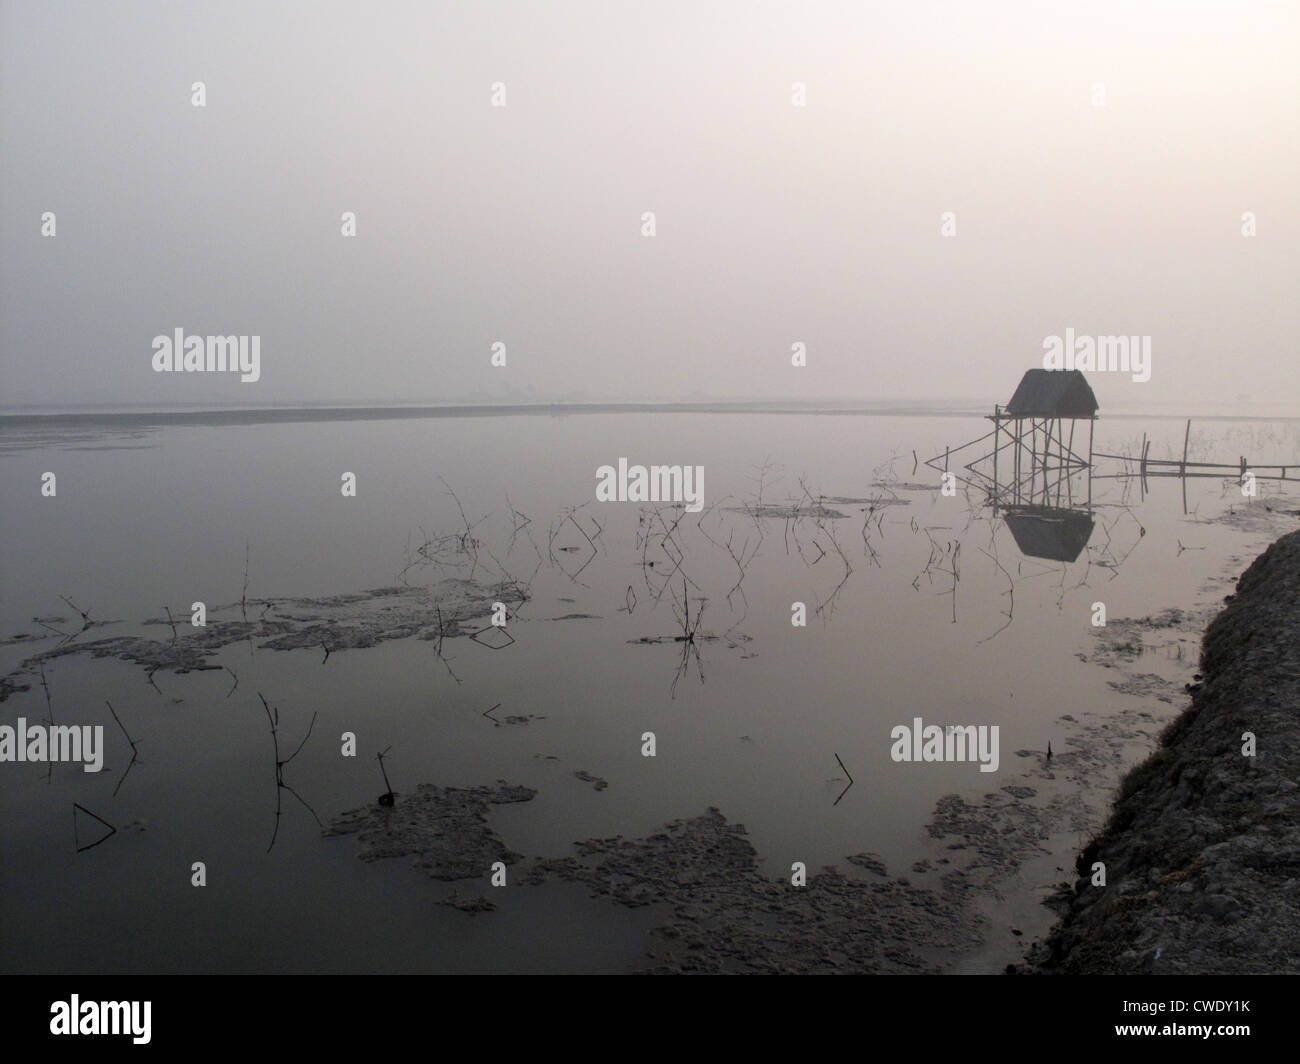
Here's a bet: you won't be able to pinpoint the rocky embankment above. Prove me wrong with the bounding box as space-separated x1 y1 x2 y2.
1030 529 1300 974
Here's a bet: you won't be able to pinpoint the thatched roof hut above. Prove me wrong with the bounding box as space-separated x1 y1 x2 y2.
1004 369 1098 419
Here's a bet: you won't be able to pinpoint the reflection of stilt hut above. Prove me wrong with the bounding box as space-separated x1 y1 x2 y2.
1002 505 1095 563
991 369 1097 511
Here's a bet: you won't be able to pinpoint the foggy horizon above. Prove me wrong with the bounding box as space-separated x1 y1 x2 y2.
3 0 1297 414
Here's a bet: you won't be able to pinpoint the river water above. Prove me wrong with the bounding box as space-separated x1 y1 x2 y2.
2 407 1296 972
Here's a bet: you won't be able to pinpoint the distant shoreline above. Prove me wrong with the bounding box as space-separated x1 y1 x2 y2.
2 401 1296 429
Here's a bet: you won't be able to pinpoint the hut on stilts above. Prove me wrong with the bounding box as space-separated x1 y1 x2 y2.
926 369 1098 562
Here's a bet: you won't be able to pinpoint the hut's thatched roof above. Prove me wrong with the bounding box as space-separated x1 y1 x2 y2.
1005 369 1098 419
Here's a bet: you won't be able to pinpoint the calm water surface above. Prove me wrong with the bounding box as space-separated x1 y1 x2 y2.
2 410 1296 972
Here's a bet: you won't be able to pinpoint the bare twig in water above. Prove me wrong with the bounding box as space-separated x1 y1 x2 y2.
105 699 140 797
637 505 700 604
60 595 91 625
59 595 95 644
163 606 179 643
798 478 853 619
438 477 487 579
259 692 321 852
551 507 599 582
697 504 759 610
505 493 542 560
833 752 855 806
224 665 239 698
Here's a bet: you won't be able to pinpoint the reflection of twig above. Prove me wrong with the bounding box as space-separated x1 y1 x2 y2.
33 617 69 638
977 540 1015 645
163 606 178 643
670 578 706 699
73 802 116 853
912 528 959 622
429 601 461 684
224 665 239 698
105 700 140 797
1088 507 1145 579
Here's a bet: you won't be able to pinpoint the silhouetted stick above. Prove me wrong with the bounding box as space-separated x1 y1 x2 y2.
376 746 395 805
39 661 53 782
60 595 87 620
163 606 178 643
38 660 52 718
240 542 250 623
224 665 238 698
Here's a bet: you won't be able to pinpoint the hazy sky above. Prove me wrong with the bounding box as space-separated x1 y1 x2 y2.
2 0 1297 411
